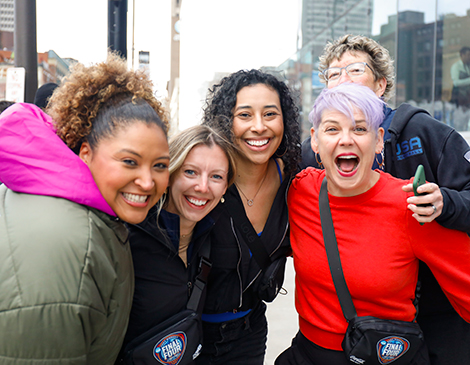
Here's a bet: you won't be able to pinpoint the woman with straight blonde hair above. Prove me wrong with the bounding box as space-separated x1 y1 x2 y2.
119 125 236 362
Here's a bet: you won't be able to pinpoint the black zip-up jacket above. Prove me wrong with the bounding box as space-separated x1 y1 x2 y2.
300 102 470 316
203 176 291 314
120 206 215 350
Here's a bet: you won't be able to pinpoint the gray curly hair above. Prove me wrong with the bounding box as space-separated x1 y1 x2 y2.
318 34 395 101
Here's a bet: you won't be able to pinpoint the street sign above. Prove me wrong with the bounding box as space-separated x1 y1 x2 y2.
6 67 26 102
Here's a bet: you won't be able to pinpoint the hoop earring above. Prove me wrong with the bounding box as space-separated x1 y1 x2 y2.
375 149 385 170
315 153 323 168
275 145 287 158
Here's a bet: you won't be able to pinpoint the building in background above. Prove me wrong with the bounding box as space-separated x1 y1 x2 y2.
168 0 182 134
38 50 75 86
0 0 14 50
0 50 72 99
0 0 72 100
285 0 374 137
300 0 373 49
278 0 470 139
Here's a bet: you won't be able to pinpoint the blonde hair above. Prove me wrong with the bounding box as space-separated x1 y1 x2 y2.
168 125 236 187
318 34 395 101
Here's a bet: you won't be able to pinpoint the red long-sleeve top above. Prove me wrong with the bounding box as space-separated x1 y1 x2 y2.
288 168 470 351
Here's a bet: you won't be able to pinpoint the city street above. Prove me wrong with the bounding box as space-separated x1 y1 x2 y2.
265 258 298 364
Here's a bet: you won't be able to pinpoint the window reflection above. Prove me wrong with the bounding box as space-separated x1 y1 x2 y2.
440 5 470 131
278 0 470 137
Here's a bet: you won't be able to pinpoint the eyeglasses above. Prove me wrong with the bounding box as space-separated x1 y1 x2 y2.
322 62 373 82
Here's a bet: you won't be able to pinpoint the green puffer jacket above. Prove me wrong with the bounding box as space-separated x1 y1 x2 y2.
0 186 134 364
0 104 134 364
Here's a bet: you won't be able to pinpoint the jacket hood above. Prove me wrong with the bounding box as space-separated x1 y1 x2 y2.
388 103 430 139
0 103 115 216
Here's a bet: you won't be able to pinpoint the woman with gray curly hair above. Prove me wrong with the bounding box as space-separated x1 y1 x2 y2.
301 34 470 364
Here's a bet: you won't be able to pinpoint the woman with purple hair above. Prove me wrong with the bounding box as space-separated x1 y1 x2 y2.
275 83 470 365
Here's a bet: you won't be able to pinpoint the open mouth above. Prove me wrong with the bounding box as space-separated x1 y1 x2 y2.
186 196 208 207
122 192 149 204
246 139 270 147
335 155 359 174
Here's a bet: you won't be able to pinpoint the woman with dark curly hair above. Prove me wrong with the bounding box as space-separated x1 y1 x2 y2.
0 53 170 364
197 69 301 364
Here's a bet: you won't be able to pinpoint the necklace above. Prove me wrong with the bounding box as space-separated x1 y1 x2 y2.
180 231 193 238
235 165 269 207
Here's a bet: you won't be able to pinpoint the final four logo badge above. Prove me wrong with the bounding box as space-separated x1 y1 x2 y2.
376 336 410 364
153 332 187 365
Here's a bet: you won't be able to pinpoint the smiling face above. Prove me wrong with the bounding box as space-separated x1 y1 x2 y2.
327 51 386 98
79 121 170 224
311 108 384 197
232 84 284 165
166 144 229 231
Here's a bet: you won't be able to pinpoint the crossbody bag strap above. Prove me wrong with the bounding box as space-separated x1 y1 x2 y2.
319 178 357 321
224 194 272 271
186 240 211 311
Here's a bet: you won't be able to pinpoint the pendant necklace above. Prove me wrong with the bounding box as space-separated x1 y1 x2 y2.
235 165 269 207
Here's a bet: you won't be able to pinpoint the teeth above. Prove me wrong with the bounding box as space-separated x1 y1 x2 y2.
247 139 269 147
123 193 148 203
338 155 356 159
187 197 208 206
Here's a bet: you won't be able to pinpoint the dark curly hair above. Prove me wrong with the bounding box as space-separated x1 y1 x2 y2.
48 52 168 152
202 69 301 176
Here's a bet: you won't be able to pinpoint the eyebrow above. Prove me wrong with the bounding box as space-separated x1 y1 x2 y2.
234 104 281 111
183 163 228 173
119 149 170 160
119 149 141 157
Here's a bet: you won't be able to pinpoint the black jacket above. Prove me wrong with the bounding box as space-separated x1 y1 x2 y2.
300 102 470 316
203 177 291 314
121 206 215 349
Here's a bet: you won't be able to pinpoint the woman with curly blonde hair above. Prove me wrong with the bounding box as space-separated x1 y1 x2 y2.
0 53 170 364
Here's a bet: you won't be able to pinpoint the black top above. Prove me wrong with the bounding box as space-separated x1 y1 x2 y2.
120 206 215 349
203 177 292 314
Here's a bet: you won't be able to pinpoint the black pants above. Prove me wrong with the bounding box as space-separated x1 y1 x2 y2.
275 331 350 365
419 311 470 365
195 302 267 365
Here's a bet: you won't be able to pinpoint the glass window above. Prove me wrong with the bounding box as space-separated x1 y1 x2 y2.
438 1 470 131
278 0 398 140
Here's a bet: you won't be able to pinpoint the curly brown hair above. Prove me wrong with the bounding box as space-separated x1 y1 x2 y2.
48 53 169 150
318 34 395 101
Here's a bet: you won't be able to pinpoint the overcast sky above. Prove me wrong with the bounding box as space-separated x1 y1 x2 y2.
36 0 470 130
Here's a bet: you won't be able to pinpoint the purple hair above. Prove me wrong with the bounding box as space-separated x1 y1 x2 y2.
309 83 385 136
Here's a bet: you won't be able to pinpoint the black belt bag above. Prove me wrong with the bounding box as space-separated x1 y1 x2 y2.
319 178 428 365
253 254 287 302
122 309 202 365
120 250 211 365
342 316 425 364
